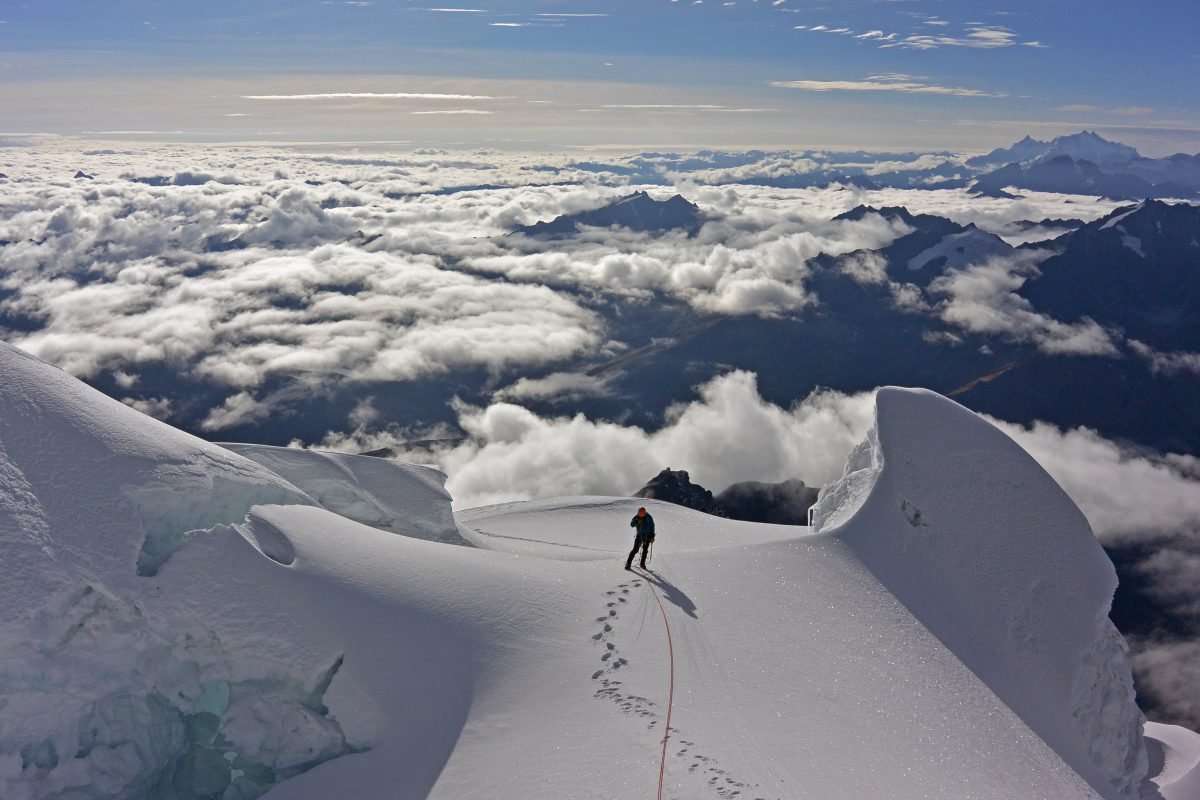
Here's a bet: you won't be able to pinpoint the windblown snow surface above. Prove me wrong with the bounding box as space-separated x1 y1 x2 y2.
1 341 1198 800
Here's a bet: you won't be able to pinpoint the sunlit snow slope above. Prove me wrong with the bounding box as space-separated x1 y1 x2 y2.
2 341 1198 800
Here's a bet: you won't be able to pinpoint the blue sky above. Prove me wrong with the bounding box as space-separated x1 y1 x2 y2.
2 0 1199 154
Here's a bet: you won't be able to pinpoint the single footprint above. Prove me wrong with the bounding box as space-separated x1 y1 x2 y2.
609 609 617 617
591 633 603 641
601 652 611 661
591 670 603 680
596 616 608 622
603 624 612 632
606 643 615 651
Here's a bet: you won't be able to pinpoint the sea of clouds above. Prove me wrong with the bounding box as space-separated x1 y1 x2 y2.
2 140 1198 727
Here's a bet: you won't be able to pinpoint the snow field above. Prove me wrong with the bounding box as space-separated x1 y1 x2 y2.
2 341 1198 799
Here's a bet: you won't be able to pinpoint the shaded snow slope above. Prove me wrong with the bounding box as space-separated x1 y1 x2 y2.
812 387 1147 798
222 444 467 546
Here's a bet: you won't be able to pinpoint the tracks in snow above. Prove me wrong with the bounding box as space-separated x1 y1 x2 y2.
589 571 775 800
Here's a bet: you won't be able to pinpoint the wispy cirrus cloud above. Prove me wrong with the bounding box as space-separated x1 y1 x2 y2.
770 75 1005 99
601 103 725 109
885 25 1041 50
240 92 502 101
410 109 495 115
1054 104 1155 116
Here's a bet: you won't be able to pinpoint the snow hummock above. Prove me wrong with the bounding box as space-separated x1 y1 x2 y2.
811 387 1147 798
1145 723 1200 800
1 341 1191 799
221 443 468 546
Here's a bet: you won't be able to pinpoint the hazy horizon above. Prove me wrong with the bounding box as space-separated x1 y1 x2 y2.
3 0 1199 156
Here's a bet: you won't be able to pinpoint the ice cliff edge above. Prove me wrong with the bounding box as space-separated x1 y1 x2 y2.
811 387 1148 799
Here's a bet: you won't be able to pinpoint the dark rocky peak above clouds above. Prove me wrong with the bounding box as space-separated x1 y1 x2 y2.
634 468 819 525
511 191 703 237
834 204 954 229
635 468 723 515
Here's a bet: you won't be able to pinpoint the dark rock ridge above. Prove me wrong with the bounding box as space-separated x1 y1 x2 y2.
634 468 819 525
716 479 820 525
1020 199 1200 350
635 468 723 515
511 191 703 237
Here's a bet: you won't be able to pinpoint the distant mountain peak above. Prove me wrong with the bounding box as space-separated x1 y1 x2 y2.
1041 131 1141 166
834 204 921 225
511 191 703 237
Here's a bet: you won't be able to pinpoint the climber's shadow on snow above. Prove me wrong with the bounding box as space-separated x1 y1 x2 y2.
639 569 698 619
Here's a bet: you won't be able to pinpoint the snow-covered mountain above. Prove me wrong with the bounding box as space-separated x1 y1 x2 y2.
1041 131 1143 168
969 132 1198 199
3 342 1199 799
967 134 1056 167
968 131 1142 169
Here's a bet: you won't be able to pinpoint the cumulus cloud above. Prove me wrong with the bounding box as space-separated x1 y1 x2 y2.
494 371 614 403
1129 340 1200 376
667 156 821 185
121 396 173 421
929 254 1121 356
990 418 1200 544
202 391 274 431
315 371 876 508
1131 639 1200 730
0 144 1134 431
304 365 1200 555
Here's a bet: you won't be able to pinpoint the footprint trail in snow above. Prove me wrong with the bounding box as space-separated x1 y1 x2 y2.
589 579 777 800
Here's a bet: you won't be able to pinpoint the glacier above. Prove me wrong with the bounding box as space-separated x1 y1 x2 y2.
2 340 1199 799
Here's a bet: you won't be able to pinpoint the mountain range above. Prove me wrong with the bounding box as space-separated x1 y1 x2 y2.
970 132 1200 200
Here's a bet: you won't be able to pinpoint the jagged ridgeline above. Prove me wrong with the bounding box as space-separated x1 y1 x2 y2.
509 191 705 237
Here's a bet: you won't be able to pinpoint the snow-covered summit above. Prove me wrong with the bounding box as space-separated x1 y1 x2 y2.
813 387 1147 797
1040 131 1142 168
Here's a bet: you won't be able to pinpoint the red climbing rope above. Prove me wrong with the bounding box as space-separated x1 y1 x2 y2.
642 570 676 800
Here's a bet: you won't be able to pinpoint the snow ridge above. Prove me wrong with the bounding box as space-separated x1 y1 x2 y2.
812 387 1147 799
